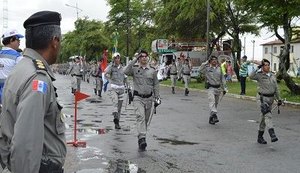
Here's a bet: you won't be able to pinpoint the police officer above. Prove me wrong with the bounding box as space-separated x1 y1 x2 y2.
169 59 177 94
104 52 128 129
181 58 191 96
0 29 24 105
68 56 82 93
123 50 160 151
0 11 66 173
200 56 227 125
249 59 282 144
92 59 103 97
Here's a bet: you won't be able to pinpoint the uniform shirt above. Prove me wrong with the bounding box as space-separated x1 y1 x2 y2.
249 70 280 100
169 63 177 74
200 62 226 88
0 48 66 173
104 63 127 86
181 63 191 75
68 62 81 75
123 58 159 97
0 47 23 81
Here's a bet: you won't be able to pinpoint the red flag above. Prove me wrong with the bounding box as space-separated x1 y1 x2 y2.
101 49 108 71
75 91 90 102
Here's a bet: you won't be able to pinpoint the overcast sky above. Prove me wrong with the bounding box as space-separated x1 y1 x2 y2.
1 0 276 59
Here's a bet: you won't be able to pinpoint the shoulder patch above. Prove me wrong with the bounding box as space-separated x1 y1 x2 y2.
32 79 48 94
32 59 47 71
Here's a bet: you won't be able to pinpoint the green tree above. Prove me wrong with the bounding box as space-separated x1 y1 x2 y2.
245 0 300 94
60 18 110 62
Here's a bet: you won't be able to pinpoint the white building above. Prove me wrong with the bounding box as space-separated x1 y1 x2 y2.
261 40 300 76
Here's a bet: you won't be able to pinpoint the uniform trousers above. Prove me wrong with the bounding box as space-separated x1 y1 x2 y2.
133 96 153 140
182 75 190 89
256 94 274 131
207 87 221 116
170 75 177 87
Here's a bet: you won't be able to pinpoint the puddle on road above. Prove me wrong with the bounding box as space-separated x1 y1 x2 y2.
77 128 113 134
107 159 146 173
155 137 199 145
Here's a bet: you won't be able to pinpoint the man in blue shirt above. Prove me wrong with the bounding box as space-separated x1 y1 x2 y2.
0 29 24 104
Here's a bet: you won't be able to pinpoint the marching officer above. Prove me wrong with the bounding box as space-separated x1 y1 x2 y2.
169 59 177 94
92 59 103 97
104 52 128 129
0 11 66 173
249 59 282 144
123 50 160 151
200 56 227 125
68 56 82 93
181 58 191 96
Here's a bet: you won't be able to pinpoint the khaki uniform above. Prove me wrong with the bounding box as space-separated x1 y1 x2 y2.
181 63 191 91
0 48 66 173
249 70 280 131
123 58 159 140
169 63 177 88
68 62 82 92
105 63 128 120
200 62 226 116
92 63 103 96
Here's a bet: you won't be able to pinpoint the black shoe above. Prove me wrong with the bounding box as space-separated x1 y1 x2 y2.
113 118 121 129
213 114 219 123
172 87 175 94
209 116 215 125
268 128 278 142
257 131 267 144
138 138 147 150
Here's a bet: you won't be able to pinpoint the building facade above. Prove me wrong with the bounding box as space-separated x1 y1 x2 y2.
261 40 300 77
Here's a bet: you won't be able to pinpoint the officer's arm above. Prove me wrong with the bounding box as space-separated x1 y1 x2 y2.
199 60 208 74
123 58 138 76
249 68 259 80
11 74 50 173
104 65 112 80
153 70 160 98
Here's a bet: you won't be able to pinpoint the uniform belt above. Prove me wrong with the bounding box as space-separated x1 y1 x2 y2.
183 73 190 76
258 92 275 97
170 73 177 75
208 83 220 88
133 91 152 98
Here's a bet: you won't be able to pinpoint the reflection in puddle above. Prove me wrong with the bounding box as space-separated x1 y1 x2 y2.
77 128 112 134
107 159 146 173
155 137 199 145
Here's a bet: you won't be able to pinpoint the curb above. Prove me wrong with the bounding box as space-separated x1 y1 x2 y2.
160 84 300 108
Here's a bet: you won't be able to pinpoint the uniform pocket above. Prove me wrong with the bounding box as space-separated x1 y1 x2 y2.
55 103 66 135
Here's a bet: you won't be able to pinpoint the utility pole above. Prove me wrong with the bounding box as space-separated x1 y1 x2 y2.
126 0 130 58
251 40 255 60
65 2 83 20
206 0 210 60
3 0 8 33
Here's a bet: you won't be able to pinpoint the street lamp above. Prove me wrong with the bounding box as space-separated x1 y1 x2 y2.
65 3 83 20
251 40 255 60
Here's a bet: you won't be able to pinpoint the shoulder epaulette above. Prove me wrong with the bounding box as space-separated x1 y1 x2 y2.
32 59 47 71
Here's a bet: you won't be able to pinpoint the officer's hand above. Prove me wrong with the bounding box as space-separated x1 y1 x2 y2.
223 90 227 95
257 64 263 69
277 99 283 106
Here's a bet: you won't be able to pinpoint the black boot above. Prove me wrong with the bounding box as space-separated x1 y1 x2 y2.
138 138 147 151
172 87 175 94
257 130 267 144
113 118 121 129
185 88 189 96
71 88 75 94
98 90 102 97
268 128 278 142
94 89 97 95
209 115 215 125
213 114 219 123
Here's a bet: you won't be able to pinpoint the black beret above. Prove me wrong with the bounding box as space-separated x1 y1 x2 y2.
23 11 61 29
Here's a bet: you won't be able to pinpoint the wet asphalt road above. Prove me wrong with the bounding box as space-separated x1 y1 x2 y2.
53 74 300 173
